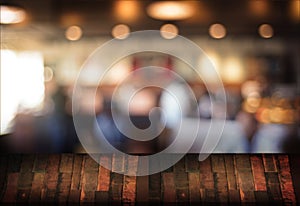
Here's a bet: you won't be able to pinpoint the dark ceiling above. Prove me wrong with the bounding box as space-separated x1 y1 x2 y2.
1 0 300 41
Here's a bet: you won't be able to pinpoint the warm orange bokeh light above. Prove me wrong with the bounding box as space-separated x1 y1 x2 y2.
114 1 141 22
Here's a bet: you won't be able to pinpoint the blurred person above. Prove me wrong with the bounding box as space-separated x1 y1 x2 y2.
8 113 37 153
35 78 68 152
7 77 68 152
251 123 290 153
95 96 124 151
117 86 160 153
160 80 193 129
235 111 258 152
198 91 212 119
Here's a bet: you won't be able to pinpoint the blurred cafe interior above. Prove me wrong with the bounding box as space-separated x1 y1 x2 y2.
0 0 299 154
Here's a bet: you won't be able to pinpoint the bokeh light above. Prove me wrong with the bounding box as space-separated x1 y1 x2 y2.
114 1 141 22
0 5 26 24
112 24 130 39
147 1 195 20
65 25 82 41
160 24 178 39
258 24 274 39
209 23 226 39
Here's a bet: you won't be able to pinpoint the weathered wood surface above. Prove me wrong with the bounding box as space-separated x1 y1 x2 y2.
0 154 298 204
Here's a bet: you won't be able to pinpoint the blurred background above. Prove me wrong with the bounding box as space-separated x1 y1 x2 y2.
0 0 299 153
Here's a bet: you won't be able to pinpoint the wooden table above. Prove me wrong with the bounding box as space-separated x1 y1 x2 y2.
0 154 299 204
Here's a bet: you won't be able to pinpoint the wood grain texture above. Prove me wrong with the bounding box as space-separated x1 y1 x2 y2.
162 172 176 203
277 155 296 205
0 154 298 204
250 155 267 191
235 155 255 203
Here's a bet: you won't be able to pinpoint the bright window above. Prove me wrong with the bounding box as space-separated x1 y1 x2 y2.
1 50 44 134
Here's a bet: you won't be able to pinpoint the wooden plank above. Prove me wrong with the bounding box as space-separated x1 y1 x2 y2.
199 156 214 190
84 155 99 172
20 155 35 173
29 173 45 202
2 173 19 202
17 172 33 190
32 154 48 173
7 154 22 173
211 155 225 173
136 156 149 203
203 189 216 203
98 166 111 192
81 191 94 204
59 154 73 173
277 155 296 205
71 155 83 190
173 157 185 173
174 167 188 188
173 157 189 203
97 154 112 192
239 189 255 204
79 154 85 196
136 176 149 203
112 154 125 173
188 172 201 203
100 154 112 171
235 155 252 171
199 156 216 203
80 155 99 203
18 155 34 191
238 172 254 191
46 154 60 173
73 155 84 174
148 173 161 203
45 154 60 201
57 173 72 202
265 172 282 203
211 155 228 203
122 175 136 204
0 155 8 200
83 172 98 192
110 173 123 203
68 189 80 203
45 189 57 202
262 154 277 172
235 156 254 191
235 155 255 203
185 154 199 172
16 189 31 203
228 189 240 204
224 155 238 191
289 154 300 204
95 191 109 204
125 156 138 176
214 172 228 203
254 191 269 203
250 155 267 191
162 173 176 203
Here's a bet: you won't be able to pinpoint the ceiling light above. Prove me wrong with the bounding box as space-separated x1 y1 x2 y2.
147 1 195 20
289 0 300 22
114 1 141 22
0 5 26 24
209 23 226 39
160 24 178 39
65 26 82 41
258 24 274 39
112 24 130 39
